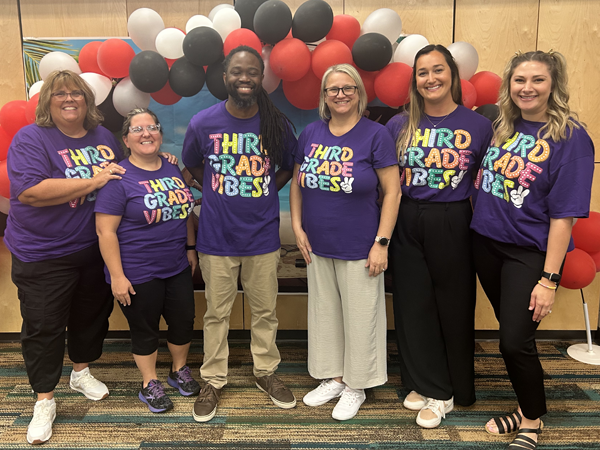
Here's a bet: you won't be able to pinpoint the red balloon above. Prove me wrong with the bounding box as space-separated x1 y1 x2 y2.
283 70 321 110
0 160 9 198
461 79 477 109
357 68 378 103
270 38 311 81
25 93 39 124
572 211 600 253
0 126 11 161
589 250 600 273
0 100 29 137
312 40 352 79
374 63 412 107
561 248 596 289
326 15 361 49
97 39 135 79
151 80 182 106
224 29 262 57
469 71 501 107
79 41 108 77
165 58 177 68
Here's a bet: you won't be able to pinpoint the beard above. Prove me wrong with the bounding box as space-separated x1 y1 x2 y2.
226 83 260 109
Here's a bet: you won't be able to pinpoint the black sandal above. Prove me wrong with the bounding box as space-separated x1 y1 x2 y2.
485 409 523 435
507 422 543 449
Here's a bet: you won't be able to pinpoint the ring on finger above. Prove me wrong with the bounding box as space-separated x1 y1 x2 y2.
109 169 113 174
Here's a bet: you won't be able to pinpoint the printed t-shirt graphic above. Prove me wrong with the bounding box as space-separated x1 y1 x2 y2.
295 117 398 260
4 124 124 262
182 101 296 257
95 159 195 285
386 105 493 202
471 118 595 252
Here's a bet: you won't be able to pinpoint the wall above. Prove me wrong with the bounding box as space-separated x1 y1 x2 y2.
1 0 599 333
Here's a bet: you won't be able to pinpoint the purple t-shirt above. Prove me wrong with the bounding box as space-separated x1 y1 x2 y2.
386 105 493 202
4 124 123 262
295 117 398 260
471 118 595 252
95 159 195 285
182 101 296 257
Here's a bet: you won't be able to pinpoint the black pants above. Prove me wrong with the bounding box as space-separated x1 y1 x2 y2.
11 244 114 393
120 266 195 356
473 232 547 419
391 197 476 406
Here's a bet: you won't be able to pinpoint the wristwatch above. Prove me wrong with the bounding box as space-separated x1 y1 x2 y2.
541 270 561 283
375 236 390 246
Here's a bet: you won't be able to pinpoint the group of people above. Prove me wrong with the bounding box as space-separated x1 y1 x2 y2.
4 42 593 450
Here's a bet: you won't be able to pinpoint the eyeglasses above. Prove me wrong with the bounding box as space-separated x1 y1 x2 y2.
129 124 161 135
51 90 84 100
324 86 358 97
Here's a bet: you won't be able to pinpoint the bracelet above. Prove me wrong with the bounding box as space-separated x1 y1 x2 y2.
537 280 557 290
185 244 196 251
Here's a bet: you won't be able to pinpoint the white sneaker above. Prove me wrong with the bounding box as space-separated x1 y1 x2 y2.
70 367 109 401
403 390 428 410
303 379 345 407
27 398 56 445
416 397 454 428
331 386 366 421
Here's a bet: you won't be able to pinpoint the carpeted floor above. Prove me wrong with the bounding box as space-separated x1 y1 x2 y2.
0 340 599 449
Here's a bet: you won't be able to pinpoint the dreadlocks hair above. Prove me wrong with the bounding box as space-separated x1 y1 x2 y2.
223 45 296 167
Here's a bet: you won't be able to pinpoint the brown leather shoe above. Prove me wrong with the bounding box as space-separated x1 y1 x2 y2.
256 374 296 409
193 384 221 422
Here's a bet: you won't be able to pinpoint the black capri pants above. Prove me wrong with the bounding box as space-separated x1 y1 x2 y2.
11 243 114 394
120 266 195 355
472 232 547 419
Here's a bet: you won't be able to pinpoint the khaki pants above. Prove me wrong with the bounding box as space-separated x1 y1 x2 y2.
198 250 281 389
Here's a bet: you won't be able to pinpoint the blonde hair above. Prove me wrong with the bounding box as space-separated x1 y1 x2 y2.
319 64 367 120
395 45 463 162
493 50 582 144
35 70 104 130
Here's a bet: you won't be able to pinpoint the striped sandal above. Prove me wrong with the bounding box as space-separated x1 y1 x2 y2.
508 422 543 449
485 409 522 435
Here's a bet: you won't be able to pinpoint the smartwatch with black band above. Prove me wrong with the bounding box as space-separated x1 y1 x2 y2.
541 270 561 283
375 236 390 246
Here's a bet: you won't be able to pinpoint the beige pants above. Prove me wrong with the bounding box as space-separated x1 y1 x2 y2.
307 253 387 389
198 250 281 389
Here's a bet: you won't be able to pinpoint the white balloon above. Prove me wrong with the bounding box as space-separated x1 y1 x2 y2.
0 196 9 215
361 8 402 44
28 80 44 99
448 41 479 80
155 28 186 59
213 9 241 41
39 52 81 80
209 4 235 22
112 77 151 117
393 34 429 66
127 8 165 52
186 15 213 33
79 72 112 105
261 46 281 94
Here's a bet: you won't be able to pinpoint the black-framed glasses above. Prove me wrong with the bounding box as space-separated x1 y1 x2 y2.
324 85 358 97
129 124 161 135
51 90 84 101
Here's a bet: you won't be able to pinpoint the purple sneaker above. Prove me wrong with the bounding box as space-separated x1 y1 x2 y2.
167 365 200 396
139 380 173 413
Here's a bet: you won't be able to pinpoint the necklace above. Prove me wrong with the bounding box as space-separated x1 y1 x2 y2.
424 106 457 128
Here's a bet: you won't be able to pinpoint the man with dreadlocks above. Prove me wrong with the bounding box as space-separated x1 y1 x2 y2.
182 46 298 422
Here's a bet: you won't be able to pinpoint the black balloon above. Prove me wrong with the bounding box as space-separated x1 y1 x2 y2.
352 33 393 71
169 57 206 97
98 86 124 133
129 50 169 93
235 0 268 31
206 60 228 101
254 0 292 45
292 0 333 42
183 26 223 67
474 103 500 122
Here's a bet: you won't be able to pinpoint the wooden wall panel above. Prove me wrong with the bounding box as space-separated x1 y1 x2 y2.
455 0 539 75
0 0 26 104
538 0 600 161
345 0 454 46
0 240 21 333
20 0 127 37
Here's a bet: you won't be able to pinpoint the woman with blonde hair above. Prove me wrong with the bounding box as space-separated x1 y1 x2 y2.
386 44 493 428
471 50 594 449
291 63 400 421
